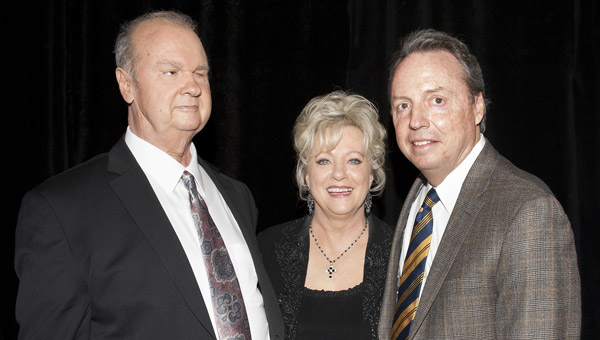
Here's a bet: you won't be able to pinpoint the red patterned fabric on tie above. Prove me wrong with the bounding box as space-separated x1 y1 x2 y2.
182 171 252 340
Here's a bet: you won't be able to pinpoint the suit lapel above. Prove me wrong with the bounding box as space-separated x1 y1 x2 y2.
197 158 256 243
379 177 425 339
197 157 285 337
107 139 216 339
409 141 500 337
196 158 263 271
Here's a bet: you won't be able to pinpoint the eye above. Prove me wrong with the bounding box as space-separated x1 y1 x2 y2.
164 70 178 76
397 102 410 111
194 71 208 82
349 158 362 165
316 158 330 165
433 97 444 105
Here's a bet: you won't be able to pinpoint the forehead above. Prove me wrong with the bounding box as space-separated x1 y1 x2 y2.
312 125 365 153
392 50 467 93
132 20 207 64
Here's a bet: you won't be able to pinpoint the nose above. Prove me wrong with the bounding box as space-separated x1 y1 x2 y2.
331 161 347 181
408 104 429 130
180 72 202 97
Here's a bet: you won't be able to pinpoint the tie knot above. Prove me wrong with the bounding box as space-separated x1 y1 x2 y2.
423 188 440 208
182 171 196 190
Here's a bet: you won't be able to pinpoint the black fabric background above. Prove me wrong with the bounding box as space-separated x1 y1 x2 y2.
5 1 599 338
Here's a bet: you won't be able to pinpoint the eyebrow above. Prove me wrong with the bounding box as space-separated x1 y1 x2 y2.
157 60 209 71
392 86 445 101
424 87 444 93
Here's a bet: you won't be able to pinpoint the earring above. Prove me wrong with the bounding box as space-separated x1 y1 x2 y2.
364 193 372 217
307 193 315 215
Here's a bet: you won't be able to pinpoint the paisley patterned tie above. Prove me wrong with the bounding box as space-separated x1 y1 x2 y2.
182 171 252 340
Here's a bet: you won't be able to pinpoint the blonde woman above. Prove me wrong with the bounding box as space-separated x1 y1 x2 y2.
259 90 392 340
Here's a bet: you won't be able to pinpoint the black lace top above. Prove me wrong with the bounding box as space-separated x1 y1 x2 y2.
295 284 372 339
258 215 393 340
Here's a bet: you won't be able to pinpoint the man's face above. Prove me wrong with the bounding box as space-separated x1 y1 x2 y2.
390 50 485 186
117 20 212 145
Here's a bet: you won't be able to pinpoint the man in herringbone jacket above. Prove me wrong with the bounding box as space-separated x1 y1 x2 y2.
379 29 580 340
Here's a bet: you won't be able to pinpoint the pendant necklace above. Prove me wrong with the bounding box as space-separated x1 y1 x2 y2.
309 219 368 279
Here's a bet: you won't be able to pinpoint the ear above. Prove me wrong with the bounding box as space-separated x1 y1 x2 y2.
116 67 134 104
305 172 311 190
473 92 485 125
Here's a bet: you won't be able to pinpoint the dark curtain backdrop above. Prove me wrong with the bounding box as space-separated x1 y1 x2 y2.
5 0 599 338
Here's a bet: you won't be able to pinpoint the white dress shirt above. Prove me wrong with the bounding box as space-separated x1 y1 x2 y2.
125 128 269 339
399 135 486 298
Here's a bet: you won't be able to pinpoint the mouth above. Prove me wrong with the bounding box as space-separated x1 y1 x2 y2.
175 104 199 111
327 187 353 195
410 138 437 147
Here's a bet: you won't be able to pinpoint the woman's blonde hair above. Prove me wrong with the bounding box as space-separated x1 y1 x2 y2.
293 90 387 201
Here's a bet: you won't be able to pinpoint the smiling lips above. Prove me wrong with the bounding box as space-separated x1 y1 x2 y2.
327 186 353 196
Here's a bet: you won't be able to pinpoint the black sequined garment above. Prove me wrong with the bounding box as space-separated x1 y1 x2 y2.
258 215 393 340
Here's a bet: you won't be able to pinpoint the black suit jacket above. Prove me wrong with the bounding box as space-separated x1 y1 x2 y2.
14 137 284 339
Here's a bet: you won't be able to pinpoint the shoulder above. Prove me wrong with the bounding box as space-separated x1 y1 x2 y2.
365 214 394 264
198 157 253 198
368 215 394 243
258 217 307 245
32 152 111 198
469 143 570 232
489 153 558 204
473 141 559 205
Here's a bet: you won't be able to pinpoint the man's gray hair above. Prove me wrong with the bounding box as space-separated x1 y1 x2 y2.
113 11 198 80
389 29 489 132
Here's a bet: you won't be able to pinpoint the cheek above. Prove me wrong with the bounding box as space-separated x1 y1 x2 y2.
305 166 319 189
430 107 462 133
349 168 372 188
393 117 410 141
138 85 165 108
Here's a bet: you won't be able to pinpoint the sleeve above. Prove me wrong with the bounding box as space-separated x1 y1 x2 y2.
14 190 90 340
495 195 581 339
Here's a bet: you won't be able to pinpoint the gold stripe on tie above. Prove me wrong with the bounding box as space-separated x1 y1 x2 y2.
398 235 432 287
391 188 440 340
409 213 433 242
395 272 424 308
423 196 436 207
391 298 420 340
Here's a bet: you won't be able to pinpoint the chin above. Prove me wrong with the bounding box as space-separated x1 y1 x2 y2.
327 206 363 217
177 120 205 132
411 158 442 173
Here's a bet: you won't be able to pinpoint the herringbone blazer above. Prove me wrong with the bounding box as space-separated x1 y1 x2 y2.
378 140 581 339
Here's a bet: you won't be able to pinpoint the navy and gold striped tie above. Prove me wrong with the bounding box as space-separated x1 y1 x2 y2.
391 188 440 340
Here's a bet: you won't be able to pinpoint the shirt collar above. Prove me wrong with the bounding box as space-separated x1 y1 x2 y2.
431 134 486 215
124 127 202 194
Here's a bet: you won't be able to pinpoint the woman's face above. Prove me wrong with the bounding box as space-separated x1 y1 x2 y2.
305 126 374 219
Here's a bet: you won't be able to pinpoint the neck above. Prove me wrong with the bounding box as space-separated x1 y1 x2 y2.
129 125 195 166
311 210 367 238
